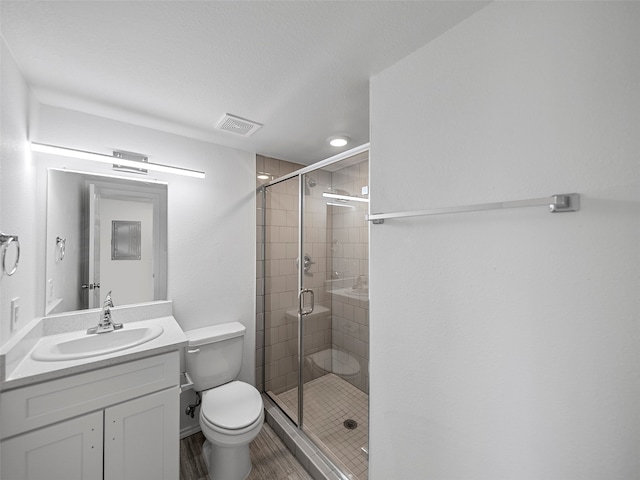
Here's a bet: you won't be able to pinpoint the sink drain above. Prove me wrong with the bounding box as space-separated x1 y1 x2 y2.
343 419 358 430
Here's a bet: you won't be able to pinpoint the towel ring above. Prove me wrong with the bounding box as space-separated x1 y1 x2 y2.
56 236 66 262
1 233 20 276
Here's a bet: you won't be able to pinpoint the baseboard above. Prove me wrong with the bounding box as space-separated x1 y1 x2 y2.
180 423 202 439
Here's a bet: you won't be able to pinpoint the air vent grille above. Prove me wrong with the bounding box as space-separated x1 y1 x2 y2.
216 114 263 136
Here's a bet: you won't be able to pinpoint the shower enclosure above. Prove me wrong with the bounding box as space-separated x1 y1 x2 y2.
257 146 369 480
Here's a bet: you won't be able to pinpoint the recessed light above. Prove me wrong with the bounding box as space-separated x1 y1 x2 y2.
327 135 350 147
257 172 271 180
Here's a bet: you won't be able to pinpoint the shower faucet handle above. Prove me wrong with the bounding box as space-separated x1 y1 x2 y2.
296 254 315 275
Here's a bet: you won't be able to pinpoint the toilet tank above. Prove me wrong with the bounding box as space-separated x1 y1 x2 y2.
184 321 246 391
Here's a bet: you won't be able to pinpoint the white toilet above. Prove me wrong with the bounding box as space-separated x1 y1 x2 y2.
185 321 264 480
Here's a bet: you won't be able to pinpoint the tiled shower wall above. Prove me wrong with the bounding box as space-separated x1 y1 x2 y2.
256 153 369 395
256 155 299 393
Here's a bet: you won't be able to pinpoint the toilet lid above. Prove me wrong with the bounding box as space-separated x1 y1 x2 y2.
201 381 263 430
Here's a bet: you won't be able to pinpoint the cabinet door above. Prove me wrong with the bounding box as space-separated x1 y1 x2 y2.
104 386 179 480
0 411 103 480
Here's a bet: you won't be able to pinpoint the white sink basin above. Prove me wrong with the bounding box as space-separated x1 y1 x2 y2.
31 325 164 362
331 287 369 299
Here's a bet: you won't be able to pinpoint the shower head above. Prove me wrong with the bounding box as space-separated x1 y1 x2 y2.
304 176 316 195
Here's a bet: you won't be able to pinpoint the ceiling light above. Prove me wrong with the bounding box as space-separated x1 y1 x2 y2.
328 135 350 147
257 172 271 180
31 143 205 179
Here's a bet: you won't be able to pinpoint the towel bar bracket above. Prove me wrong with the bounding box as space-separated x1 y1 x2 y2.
550 193 580 213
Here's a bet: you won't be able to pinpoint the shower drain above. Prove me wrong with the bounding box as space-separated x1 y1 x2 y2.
343 419 358 430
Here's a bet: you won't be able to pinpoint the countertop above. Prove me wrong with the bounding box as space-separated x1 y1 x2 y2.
0 301 188 391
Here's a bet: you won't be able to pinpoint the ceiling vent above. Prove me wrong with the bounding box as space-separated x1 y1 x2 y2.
216 113 263 136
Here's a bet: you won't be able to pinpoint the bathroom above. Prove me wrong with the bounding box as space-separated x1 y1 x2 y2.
1 2 638 480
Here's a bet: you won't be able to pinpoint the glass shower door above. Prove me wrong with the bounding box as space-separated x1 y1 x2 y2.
263 175 301 425
299 170 329 431
261 150 370 480
301 159 370 480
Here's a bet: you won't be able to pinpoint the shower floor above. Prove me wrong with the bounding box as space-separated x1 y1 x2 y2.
271 373 369 480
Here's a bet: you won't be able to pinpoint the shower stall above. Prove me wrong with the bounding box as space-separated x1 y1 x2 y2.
256 145 370 480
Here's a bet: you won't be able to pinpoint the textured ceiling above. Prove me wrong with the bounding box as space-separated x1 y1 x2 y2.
1 1 488 164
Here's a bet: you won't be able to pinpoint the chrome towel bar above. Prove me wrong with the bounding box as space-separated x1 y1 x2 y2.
366 193 580 224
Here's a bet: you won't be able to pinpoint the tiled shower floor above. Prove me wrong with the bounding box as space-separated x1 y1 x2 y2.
271 373 369 480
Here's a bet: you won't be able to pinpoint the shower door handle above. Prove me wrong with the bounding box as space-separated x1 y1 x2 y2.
299 288 314 316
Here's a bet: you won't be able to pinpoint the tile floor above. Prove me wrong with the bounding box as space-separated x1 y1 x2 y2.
273 373 369 480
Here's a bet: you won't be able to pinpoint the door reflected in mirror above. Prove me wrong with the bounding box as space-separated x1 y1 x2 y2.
46 169 168 315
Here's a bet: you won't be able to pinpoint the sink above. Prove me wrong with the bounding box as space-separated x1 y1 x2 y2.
31 325 164 362
349 287 369 296
331 287 369 299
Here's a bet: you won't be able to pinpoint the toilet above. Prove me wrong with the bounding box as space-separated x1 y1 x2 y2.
306 348 361 385
185 322 264 480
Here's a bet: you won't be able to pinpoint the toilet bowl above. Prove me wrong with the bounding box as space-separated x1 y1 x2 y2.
185 322 264 480
199 381 264 479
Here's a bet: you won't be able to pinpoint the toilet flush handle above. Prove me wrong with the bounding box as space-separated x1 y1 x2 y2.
187 348 200 354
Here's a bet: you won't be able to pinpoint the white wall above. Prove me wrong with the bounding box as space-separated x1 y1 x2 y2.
27 104 256 381
0 38 39 344
369 3 639 479
2 37 256 432
45 170 84 313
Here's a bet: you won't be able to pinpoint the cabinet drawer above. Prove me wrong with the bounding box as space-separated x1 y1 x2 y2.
0 351 179 439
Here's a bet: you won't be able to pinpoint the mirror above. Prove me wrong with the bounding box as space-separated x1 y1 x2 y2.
46 169 168 315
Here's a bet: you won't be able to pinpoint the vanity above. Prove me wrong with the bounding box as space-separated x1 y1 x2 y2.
0 301 187 480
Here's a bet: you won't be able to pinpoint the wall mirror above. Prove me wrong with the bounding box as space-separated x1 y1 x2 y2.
46 169 168 315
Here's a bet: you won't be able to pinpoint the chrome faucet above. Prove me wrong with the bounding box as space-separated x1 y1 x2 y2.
352 275 367 291
87 291 123 334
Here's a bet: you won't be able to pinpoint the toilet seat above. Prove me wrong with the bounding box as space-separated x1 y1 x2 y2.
201 381 263 430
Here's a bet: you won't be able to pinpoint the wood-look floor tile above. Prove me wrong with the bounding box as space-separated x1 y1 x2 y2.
180 423 312 480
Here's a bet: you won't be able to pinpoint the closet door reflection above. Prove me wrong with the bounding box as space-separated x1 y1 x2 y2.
263 175 301 425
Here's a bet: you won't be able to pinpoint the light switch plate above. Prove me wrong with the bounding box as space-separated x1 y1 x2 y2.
10 297 19 332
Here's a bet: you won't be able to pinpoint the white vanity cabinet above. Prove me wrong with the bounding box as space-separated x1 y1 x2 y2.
0 351 180 480
1 410 104 480
104 387 179 480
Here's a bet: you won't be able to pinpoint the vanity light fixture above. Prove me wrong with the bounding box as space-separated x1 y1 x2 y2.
322 192 369 203
31 142 206 179
326 202 355 208
327 135 350 147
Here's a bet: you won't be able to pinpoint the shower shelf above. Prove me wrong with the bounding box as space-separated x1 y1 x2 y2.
366 193 580 224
